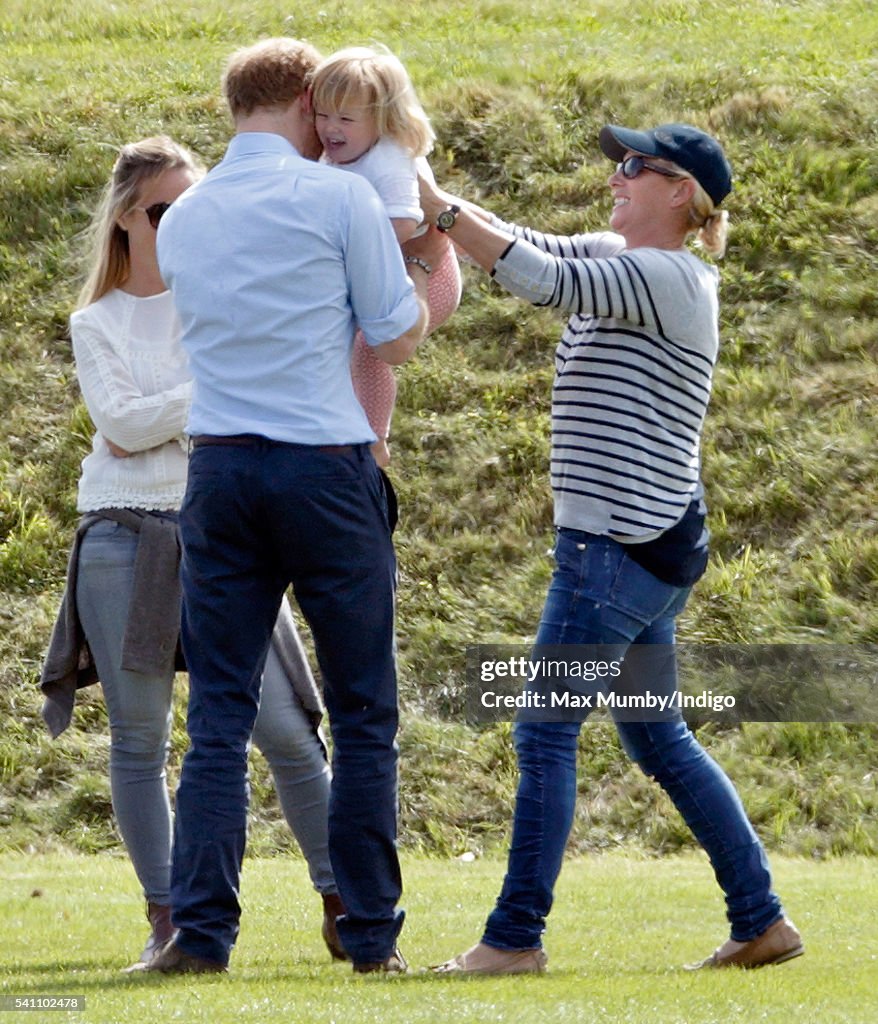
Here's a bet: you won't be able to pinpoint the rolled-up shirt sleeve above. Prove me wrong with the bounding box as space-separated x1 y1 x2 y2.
343 178 422 346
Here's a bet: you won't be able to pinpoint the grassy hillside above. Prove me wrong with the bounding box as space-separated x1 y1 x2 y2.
1 0 877 859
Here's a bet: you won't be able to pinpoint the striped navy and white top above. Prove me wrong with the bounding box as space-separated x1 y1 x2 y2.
491 221 719 540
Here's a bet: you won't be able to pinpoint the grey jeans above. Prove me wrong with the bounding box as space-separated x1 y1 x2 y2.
75 517 335 903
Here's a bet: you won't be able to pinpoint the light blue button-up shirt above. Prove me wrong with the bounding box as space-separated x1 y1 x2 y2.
157 132 421 444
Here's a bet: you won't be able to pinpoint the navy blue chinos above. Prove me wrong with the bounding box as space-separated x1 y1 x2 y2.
171 438 403 966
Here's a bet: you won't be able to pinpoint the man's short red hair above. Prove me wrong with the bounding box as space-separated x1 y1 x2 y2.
222 37 322 119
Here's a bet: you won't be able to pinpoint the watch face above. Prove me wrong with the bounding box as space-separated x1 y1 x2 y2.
437 207 457 230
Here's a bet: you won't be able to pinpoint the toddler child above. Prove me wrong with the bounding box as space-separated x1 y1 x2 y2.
311 45 462 465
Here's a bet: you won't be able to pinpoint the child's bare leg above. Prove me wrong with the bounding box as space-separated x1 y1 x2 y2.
351 330 396 467
426 240 463 332
351 244 461 467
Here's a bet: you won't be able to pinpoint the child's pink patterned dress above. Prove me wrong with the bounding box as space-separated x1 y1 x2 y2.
351 241 462 442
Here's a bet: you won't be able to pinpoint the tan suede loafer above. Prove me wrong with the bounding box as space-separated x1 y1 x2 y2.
686 917 804 970
432 941 548 975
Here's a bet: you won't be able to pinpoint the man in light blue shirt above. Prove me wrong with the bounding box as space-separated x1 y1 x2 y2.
150 37 435 975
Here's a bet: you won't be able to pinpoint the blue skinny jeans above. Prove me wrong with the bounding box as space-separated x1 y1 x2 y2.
482 528 783 950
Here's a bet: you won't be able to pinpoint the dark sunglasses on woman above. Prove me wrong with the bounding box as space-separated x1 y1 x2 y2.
133 202 172 229
617 156 685 181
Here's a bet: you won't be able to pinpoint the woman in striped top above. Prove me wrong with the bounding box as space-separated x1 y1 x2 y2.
421 124 804 975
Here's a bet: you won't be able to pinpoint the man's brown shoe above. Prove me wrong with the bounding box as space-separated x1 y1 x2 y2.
686 917 804 970
432 941 548 975
141 938 227 974
352 948 408 974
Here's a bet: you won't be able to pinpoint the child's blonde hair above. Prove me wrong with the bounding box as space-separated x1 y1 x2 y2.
310 46 435 158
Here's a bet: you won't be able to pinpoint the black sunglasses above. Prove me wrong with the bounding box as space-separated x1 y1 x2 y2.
134 202 172 229
617 156 685 181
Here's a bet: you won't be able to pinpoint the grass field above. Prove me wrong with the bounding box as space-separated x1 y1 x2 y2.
1 5 877 1018
2 851 876 1024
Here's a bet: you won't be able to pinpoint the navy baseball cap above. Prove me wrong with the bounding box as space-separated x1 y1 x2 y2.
599 123 733 206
